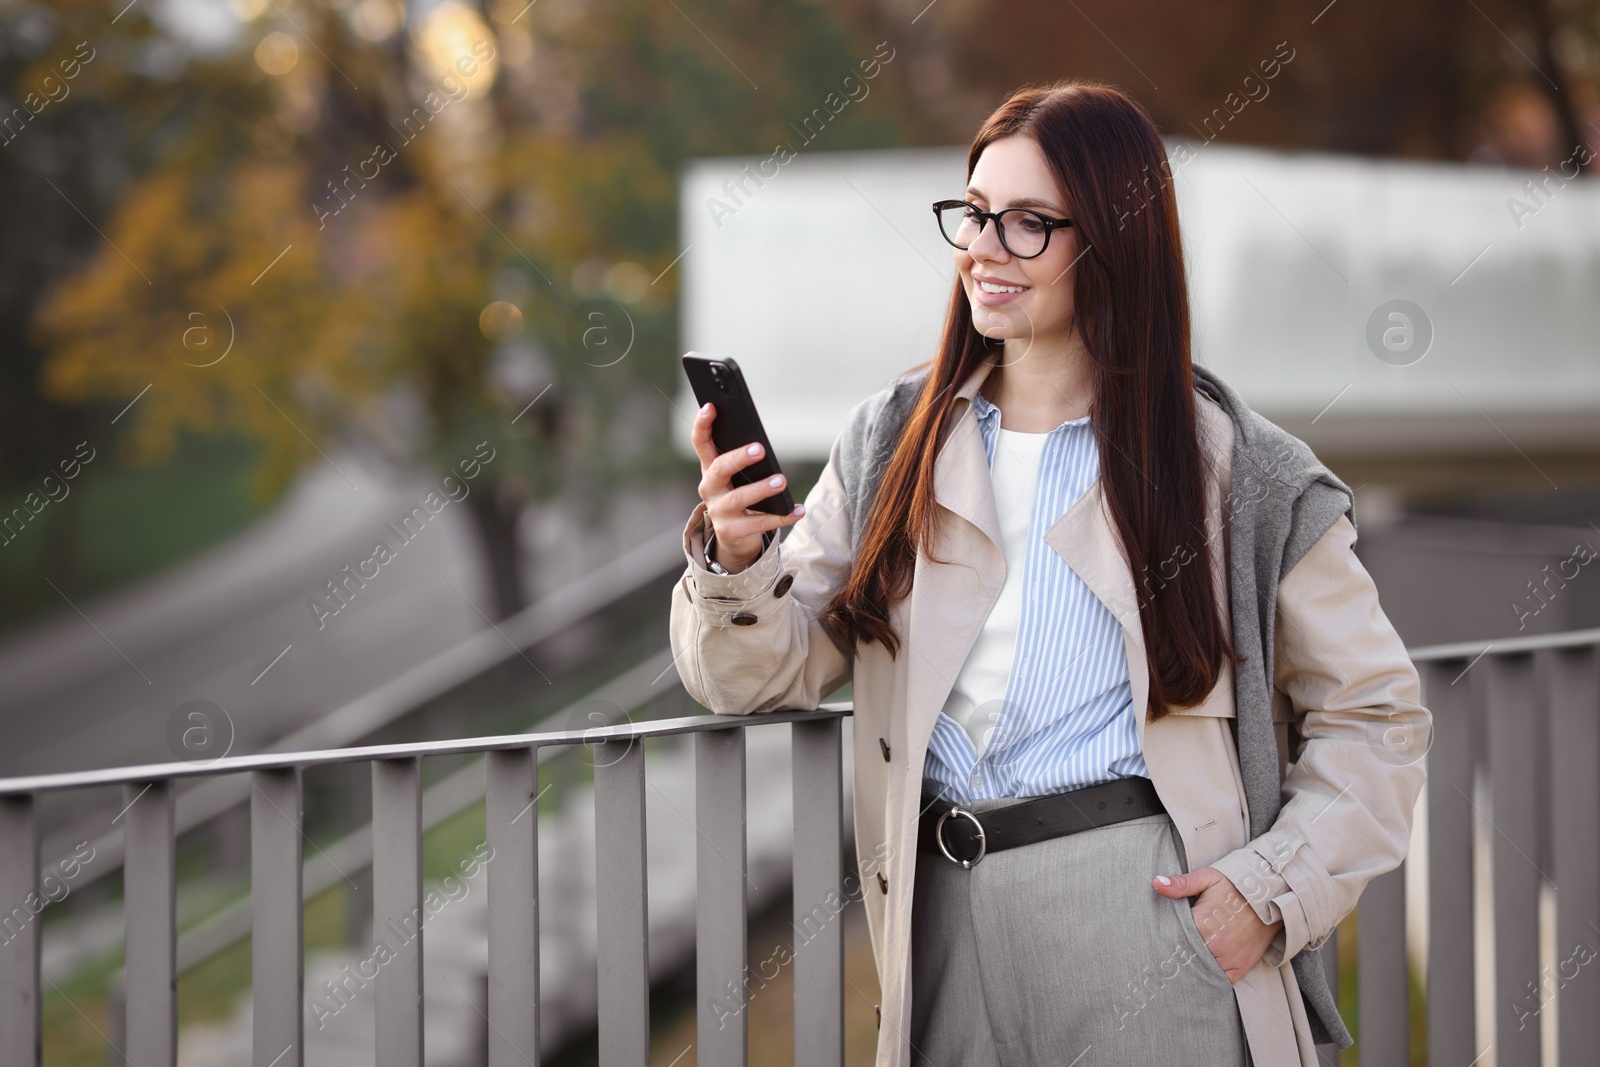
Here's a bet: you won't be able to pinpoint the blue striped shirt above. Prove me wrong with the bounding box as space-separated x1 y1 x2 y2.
922 389 1148 804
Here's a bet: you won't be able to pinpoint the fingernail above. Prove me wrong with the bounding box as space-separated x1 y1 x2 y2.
1155 875 1172 886
768 475 783 487
793 504 805 515
700 403 710 415
746 443 761 456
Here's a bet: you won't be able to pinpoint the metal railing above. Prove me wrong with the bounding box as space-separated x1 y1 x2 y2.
13 526 688 1009
161 646 682 991
1356 625 1600 1067
0 704 851 1067
32 524 687 904
5 625 1600 1065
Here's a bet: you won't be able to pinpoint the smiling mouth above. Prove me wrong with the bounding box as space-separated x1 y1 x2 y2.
976 279 1028 294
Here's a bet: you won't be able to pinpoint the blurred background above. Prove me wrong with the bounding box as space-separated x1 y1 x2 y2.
2 0 1599 1062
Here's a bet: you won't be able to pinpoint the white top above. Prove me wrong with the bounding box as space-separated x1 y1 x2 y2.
939 427 1050 757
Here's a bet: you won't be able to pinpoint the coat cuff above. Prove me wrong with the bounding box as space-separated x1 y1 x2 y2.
1210 832 1330 967
680 501 786 624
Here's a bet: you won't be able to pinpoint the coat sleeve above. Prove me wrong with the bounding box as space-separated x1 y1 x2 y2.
1209 513 1431 967
668 428 856 715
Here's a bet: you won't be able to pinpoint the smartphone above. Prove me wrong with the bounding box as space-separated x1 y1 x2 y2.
681 353 796 517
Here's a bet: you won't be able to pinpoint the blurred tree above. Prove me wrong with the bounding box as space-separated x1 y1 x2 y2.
27 0 917 618
28 0 1593 627
1508 0 1597 172
918 0 1599 170
0 0 186 590
12 0 1600 627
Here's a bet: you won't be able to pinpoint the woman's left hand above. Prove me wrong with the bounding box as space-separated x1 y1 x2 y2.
1151 868 1283 983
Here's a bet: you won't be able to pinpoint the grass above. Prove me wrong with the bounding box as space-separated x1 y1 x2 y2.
39 810 511 1066
40 882 354 1065
541 884 884 1066
1335 907 1432 1066
0 432 272 636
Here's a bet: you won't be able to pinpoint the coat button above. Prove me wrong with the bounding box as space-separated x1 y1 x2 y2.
774 573 794 598
878 737 890 762
730 612 758 626
876 871 888 894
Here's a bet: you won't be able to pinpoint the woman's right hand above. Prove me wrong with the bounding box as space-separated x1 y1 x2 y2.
691 401 806 572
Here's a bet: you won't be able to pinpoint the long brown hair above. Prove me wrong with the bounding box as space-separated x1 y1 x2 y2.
820 79 1231 720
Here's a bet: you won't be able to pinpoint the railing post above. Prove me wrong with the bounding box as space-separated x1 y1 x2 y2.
341 760 374 950
373 758 424 1067
791 717 844 1067
1356 863 1408 1067
695 728 747 1067
1486 653 1542 1067
594 738 649 1066
1422 658 1479 1066
123 779 176 1067
251 768 304 1067
485 747 541 1066
1547 646 1600 1064
0 794 40 1067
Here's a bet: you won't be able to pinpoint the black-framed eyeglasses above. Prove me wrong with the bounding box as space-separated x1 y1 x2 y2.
932 199 1073 259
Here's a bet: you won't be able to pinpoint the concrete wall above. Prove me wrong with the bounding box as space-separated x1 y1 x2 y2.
675 142 1600 471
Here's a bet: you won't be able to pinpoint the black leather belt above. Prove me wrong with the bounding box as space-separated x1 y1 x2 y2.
918 776 1166 869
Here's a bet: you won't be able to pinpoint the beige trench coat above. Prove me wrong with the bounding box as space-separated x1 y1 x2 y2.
669 357 1429 1067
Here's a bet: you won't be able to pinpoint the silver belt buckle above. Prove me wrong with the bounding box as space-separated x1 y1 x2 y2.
934 806 986 868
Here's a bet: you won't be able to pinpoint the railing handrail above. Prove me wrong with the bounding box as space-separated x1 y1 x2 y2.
157 694 852 978
1405 624 1600 663
0 703 853 796
9 623 1600 796
29 522 687 887
46 646 762 987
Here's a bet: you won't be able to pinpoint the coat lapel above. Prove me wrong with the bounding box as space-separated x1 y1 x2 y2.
901 359 1006 778
930 402 1004 553
901 358 1200 787
902 356 1160 769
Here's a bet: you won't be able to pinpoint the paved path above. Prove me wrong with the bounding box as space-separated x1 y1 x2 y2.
0 455 487 834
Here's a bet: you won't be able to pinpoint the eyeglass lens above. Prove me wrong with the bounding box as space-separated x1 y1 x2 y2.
938 203 1051 258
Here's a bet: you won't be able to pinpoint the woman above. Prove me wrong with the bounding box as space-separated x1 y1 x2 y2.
670 79 1429 1067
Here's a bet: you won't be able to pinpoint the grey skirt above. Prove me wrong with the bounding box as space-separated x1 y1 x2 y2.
909 793 1252 1066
